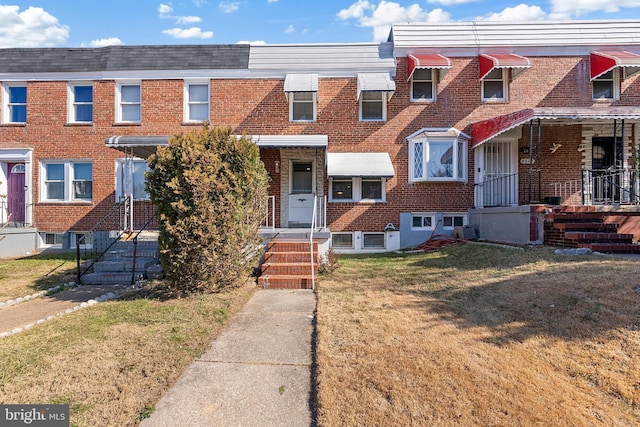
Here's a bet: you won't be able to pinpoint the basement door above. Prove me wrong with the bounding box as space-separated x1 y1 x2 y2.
7 163 25 223
288 161 314 227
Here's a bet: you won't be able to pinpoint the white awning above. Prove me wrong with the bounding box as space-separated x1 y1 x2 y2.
327 152 395 178
251 135 328 148
356 73 396 101
284 73 318 92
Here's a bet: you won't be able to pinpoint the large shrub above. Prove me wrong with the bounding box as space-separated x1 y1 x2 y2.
146 126 268 294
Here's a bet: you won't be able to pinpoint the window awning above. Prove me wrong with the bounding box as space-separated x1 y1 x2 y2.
327 152 394 178
406 54 451 81
479 53 530 80
590 51 640 80
356 73 395 101
284 73 318 92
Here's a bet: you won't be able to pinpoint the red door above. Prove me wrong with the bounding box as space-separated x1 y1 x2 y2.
7 163 25 223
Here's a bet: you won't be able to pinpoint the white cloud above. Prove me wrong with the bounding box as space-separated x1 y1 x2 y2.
550 0 640 18
427 0 479 4
268 0 278 3
285 24 295 33
219 1 240 13
0 5 69 47
237 40 267 44
339 1 451 41
176 16 202 24
478 4 547 21
162 27 214 39
158 3 173 15
90 37 124 47
193 0 208 6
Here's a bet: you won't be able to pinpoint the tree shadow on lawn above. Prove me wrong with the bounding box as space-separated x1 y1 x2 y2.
401 248 640 345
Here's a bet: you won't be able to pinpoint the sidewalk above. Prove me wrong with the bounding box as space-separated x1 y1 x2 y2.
140 289 317 427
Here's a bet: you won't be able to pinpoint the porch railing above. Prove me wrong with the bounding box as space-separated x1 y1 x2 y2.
474 173 519 207
550 179 581 205
582 168 640 205
261 196 276 230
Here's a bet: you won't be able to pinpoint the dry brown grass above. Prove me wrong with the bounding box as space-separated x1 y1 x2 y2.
0 282 254 427
316 244 640 426
0 253 78 300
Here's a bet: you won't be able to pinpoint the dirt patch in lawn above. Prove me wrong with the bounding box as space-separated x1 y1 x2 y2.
315 245 640 426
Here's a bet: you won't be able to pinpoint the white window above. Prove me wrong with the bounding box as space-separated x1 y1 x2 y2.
117 82 141 123
359 91 386 121
362 233 385 249
41 161 92 202
116 159 150 201
411 68 435 101
411 213 435 230
410 137 467 182
331 233 354 249
289 92 316 122
40 232 63 248
442 214 467 230
329 177 385 202
184 81 209 122
68 82 93 123
592 70 619 100
2 83 27 123
481 68 507 101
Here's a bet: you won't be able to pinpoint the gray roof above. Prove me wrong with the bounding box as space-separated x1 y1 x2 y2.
391 20 640 55
0 44 250 73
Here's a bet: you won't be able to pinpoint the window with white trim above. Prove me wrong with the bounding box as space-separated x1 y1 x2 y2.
331 233 354 249
481 68 507 101
289 92 316 122
409 136 467 182
362 233 385 249
359 91 386 121
411 213 435 230
592 70 619 100
68 83 93 123
117 82 141 123
330 177 385 202
115 159 150 201
41 161 92 202
40 232 63 248
442 214 467 230
3 83 27 123
184 81 209 122
411 68 435 101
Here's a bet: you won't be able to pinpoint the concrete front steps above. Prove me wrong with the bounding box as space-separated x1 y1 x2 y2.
257 239 319 289
544 206 640 253
81 239 162 285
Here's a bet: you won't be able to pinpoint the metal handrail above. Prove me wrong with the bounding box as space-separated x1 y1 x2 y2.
310 196 317 290
129 210 159 285
474 172 519 207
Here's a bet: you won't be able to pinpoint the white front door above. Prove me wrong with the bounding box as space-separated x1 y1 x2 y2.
288 161 314 227
476 141 518 207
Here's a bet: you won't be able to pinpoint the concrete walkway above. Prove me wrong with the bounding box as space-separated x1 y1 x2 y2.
140 289 317 427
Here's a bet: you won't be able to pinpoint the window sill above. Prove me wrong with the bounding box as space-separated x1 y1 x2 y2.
64 122 93 127
38 201 93 205
112 122 142 126
329 199 386 204
481 99 509 103
410 98 436 103
181 121 207 126
410 179 467 184
0 122 26 127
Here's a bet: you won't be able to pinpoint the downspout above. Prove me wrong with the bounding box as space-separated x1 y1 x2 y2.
614 119 618 168
529 120 533 203
537 119 541 202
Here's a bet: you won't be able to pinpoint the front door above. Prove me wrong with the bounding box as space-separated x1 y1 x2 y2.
481 141 517 206
7 163 25 224
592 137 622 203
288 161 314 227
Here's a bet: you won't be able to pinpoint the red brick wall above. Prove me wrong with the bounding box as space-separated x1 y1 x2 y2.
1 53 638 234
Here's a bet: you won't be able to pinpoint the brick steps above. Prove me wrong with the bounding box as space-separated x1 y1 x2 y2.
258 239 318 289
544 207 640 253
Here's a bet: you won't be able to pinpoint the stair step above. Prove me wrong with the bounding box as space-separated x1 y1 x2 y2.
264 251 317 263
81 272 142 285
103 249 159 259
546 212 605 221
257 275 314 289
261 262 317 276
577 243 640 253
93 258 157 272
553 222 618 231
563 232 634 243
266 240 317 252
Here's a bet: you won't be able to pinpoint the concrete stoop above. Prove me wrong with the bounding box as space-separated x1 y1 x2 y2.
81 239 163 285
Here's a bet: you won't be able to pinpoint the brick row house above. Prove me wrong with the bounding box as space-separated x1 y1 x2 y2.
1 20 640 262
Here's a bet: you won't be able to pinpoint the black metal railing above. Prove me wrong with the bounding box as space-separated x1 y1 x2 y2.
583 168 640 205
474 172 519 207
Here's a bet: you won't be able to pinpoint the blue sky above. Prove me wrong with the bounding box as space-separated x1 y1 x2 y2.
1 0 640 47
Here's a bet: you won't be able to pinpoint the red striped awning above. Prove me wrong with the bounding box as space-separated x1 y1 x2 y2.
407 54 451 81
470 109 534 148
479 53 531 80
590 51 640 80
